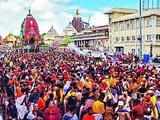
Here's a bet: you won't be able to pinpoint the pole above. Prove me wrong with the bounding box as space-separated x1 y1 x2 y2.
139 0 143 59
150 43 153 57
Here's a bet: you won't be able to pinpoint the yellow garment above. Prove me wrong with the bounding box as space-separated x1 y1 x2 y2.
151 104 159 119
77 81 84 90
151 96 157 106
66 91 76 97
109 77 117 87
150 96 159 119
104 79 110 88
92 100 105 114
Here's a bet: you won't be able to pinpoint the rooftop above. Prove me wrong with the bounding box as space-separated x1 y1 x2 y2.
110 9 160 22
105 8 137 14
75 25 108 36
47 26 58 36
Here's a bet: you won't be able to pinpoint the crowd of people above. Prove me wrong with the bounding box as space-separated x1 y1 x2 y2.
0 49 160 120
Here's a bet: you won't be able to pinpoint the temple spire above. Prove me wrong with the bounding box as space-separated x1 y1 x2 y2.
76 9 80 16
28 9 31 15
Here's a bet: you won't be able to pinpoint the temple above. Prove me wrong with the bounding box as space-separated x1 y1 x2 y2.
20 9 40 50
71 9 89 32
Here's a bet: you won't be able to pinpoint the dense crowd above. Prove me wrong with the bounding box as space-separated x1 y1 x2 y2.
0 49 160 120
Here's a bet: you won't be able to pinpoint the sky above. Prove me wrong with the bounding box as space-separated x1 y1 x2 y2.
0 0 139 36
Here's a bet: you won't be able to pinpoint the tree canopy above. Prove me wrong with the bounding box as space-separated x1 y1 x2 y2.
61 35 74 47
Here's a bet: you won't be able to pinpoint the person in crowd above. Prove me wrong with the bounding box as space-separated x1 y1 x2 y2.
44 100 61 120
7 98 18 120
0 49 159 120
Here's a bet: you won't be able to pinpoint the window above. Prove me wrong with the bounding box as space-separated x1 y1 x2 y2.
127 36 130 41
114 23 118 32
136 19 139 29
157 17 160 27
132 20 136 29
130 20 134 30
119 22 122 30
132 36 135 41
121 22 124 31
156 34 160 41
119 22 125 31
126 21 130 29
131 49 135 54
147 35 152 41
116 37 119 42
121 37 124 41
105 32 109 37
146 17 152 27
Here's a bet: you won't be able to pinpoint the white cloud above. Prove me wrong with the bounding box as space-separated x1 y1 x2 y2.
31 0 52 12
90 12 108 26
0 0 109 37
0 0 73 36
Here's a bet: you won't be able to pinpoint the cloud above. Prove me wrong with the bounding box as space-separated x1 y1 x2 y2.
90 11 109 26
74 7 109 26
0 0 109 37
0 0 73 36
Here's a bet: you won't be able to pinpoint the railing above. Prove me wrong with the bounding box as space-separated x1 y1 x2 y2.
73 32 106 38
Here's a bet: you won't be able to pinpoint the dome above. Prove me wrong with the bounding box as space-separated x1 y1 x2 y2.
22 10 40 43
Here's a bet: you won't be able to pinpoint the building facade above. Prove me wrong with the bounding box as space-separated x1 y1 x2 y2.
3 33 20 47
73 25 109 51
43 26 58 46
105 8 160 56
63 22 77 36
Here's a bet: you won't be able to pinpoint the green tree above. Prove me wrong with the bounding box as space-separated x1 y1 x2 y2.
41 33 47 37
61 35 74 47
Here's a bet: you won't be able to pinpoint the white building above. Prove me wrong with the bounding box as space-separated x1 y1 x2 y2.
73 25 109 51
63 22 77 36
43 26 58 46
105 8 160 57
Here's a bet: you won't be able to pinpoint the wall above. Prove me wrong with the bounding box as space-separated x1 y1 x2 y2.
109 13 160 56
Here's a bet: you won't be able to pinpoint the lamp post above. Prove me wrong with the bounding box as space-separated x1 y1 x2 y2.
138 0 143 59
150 43 153 57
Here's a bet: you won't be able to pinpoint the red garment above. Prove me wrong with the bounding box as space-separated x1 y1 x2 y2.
37 97 45 110
61 62 71 71
132 103 144 120
8 79 15 85
63 71 70 81
51 73 57 81
44 105 61 120
99 82 108 92
82 114 95 120
27 80 33 85
37 84 46 92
